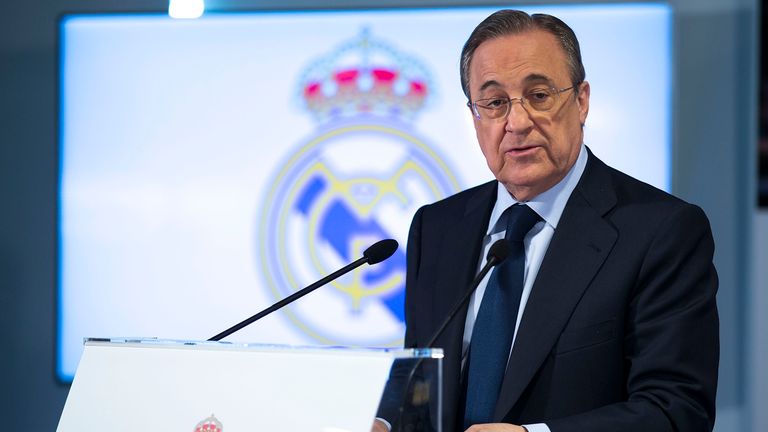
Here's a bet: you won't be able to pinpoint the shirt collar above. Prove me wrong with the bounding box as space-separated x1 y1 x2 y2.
486 144 588 235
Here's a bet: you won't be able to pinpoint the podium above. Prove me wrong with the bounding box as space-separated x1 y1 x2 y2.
57 338 443 432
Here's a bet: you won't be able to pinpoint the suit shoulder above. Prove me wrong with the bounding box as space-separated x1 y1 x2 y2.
609 166 677 201
585 154 684 207
417 180 496 218
591 158 709 226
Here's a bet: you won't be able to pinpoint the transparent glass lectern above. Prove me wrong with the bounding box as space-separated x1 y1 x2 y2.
57 338 443 432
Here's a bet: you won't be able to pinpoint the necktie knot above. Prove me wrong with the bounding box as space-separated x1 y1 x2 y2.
503 204 541 242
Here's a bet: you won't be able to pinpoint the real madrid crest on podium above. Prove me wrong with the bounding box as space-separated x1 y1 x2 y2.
259 28 460 347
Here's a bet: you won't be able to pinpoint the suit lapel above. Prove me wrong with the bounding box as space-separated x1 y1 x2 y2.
430 181 496 430
494 153 619 420
432 181 497 330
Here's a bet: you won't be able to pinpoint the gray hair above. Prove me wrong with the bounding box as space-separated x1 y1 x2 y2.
459 10 586 100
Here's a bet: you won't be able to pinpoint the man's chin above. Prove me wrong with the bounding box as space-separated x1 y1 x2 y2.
497 169 556 200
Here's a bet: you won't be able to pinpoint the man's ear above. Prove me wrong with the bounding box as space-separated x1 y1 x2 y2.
577 81 590 126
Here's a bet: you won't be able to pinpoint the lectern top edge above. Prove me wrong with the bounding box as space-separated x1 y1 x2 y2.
83 337 444 359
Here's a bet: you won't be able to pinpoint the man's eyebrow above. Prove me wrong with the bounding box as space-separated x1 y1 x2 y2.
478 80 503 93
523 73 555 85
477 74 557 93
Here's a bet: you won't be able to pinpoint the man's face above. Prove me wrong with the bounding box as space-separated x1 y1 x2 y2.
468 30 590 201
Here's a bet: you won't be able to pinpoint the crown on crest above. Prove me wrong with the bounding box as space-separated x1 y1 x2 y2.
194 414 222 432
299 28 433 122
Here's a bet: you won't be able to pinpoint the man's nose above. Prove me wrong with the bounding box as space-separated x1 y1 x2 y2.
505 99 534 133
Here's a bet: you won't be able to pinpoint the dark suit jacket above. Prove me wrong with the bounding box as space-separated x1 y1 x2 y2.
402 150 719 432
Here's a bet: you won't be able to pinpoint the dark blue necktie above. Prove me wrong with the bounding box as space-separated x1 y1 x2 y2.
463 204 541 428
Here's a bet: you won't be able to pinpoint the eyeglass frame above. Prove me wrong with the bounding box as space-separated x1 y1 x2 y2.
467 82 582 121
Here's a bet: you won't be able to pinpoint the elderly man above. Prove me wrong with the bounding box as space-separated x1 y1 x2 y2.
375 9 719 432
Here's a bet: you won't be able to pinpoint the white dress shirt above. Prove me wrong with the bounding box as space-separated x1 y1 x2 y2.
461 144 588 432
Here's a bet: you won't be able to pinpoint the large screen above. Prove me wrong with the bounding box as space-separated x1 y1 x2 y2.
59 4 671 380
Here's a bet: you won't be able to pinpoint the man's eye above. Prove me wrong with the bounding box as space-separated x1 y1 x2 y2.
484 98 508 108
527 90 551 102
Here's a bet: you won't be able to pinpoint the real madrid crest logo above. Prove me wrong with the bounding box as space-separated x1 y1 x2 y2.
259 29 460 346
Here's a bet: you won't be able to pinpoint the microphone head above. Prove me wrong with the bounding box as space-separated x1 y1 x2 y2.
363 239 399 265
487 239 510 264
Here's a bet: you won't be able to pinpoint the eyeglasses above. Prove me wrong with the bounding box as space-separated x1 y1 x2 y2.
467 84 579 121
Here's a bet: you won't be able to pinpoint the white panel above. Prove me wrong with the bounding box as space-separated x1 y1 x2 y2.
59 5 671 379
58 342 395 431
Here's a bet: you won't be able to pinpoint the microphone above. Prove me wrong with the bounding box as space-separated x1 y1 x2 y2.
208 238 399 341
421 239 509 348
364 239 399 264
390 240 509 431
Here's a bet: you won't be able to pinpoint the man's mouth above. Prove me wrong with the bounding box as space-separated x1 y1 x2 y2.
505 145 539 155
